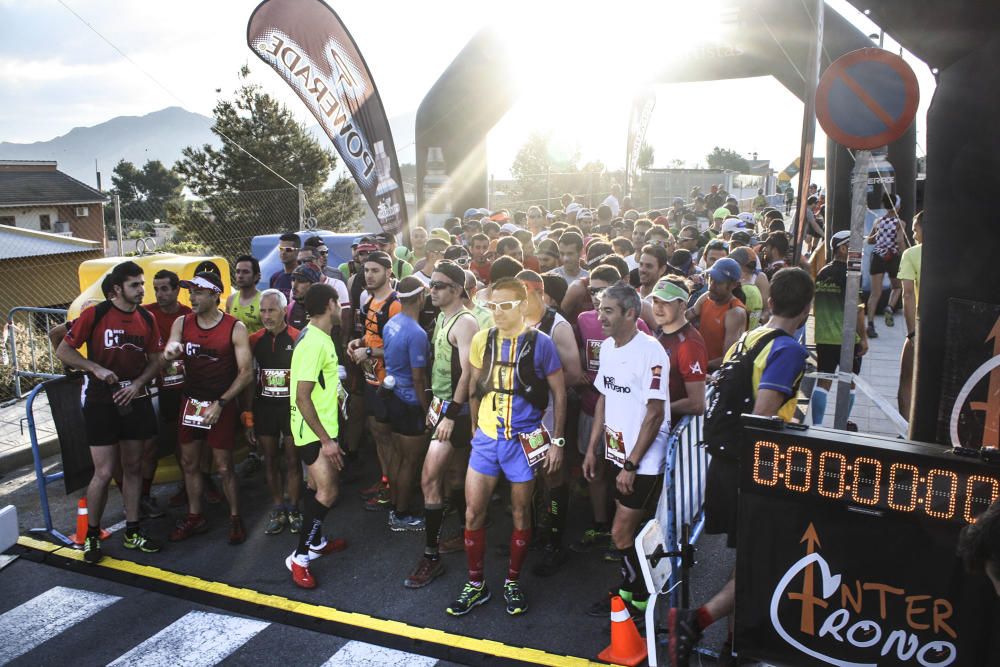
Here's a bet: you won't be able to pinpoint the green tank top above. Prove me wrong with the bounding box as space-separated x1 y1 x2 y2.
431 309 475 399
742 283 763 330
229 290 263 333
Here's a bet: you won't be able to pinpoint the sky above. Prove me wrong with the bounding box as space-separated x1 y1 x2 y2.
0 0 935 179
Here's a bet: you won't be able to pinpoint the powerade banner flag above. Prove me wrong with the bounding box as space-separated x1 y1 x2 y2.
624 89 655 195
247 0 406 235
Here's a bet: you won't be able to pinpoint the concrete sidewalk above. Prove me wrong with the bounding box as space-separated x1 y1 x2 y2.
0 390 58 475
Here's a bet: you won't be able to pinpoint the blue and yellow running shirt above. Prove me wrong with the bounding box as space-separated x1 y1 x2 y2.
470 327 561 440
724 325 809 422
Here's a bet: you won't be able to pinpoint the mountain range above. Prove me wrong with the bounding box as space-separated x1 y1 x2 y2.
0 106 417 188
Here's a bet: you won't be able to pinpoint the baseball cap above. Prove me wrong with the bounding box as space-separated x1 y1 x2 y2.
830 230 851 252
433 260 468 296
291 264 321 284
721 217 750 235
672 197 685 206
707 257 743 283
477 208 491 216
653 215 670 228
650 279 690 304
463 208 480 219
565 202 582 214
179 272 223 293
713 206 731 220
738 212 755 226
576 208 594 222
500 222 520 234
356 242 378 254
429 228 452 243
623 209 640 221
444 245 470 261
373 232 394 245
352 235 366 247
730 231 753 246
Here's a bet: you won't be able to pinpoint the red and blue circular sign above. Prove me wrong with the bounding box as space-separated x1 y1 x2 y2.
816 48 919 150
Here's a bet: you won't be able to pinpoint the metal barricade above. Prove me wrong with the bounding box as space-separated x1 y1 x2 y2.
4 307 68 401
25 380 72 544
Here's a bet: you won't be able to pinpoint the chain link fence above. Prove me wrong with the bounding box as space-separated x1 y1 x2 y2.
1 187 363 404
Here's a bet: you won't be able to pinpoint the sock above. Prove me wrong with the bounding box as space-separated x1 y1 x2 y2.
126 520 139 534
296 494 331 556
811 387 828 425
548 485 569 549
464 528 486 584
849 391 856 417
620 545 644 600
87 524 101 538
424 504 444 558
696 606 715 631
141 477 153 497
449 487 466 518
507 528 531 581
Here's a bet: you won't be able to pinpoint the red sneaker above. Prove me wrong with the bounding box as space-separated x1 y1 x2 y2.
228 516 246 545
169 514 207 542
360 478 387 500
285 553 316 589
308 537 348 560
363 487 390 511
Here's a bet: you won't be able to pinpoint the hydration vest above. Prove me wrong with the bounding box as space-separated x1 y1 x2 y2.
475 328 549 411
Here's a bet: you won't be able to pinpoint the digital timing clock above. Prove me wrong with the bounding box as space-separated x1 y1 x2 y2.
742 418 999 524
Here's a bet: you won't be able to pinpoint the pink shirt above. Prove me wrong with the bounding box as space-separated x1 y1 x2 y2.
576 310 650 415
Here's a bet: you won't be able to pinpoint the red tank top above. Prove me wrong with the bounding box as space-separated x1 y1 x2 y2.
181 312 238 400
698 297 745 361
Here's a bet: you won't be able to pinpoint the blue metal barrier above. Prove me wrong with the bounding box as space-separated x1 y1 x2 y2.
25 381 72 544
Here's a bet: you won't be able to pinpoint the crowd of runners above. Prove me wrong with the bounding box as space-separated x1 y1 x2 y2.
53 183 921 667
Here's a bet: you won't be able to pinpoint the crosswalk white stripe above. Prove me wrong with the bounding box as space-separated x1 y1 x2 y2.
108 610 269 667
321 640 439 667
0 585 121 663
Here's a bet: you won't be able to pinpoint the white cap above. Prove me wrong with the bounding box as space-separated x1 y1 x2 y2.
565 202 582 214
500 222 520 234
721 217 749 236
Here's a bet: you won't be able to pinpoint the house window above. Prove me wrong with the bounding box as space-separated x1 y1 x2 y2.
39 214 51 231
0 216 14 227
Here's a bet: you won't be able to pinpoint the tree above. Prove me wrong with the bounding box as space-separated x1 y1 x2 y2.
705 146 751 173
511 131 580 207
174 68 362 255
637 142 655 170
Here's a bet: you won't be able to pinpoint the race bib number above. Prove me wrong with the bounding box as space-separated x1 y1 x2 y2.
182 398 213 430
604 425 626 467
363 358 378 384
116 380 148 399
518 426 551 468
586 339 602 372
426 396 448 429
162 359 185 387
260 368 290 398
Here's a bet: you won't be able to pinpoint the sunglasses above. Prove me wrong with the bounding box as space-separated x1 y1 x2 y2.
450 256 470 266
318 250 328 256
279 246 298 252
429 280 459 291
486 299 522 312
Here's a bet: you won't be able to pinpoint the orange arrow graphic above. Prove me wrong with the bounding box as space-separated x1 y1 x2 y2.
969 315 1000 448
788 523 828 636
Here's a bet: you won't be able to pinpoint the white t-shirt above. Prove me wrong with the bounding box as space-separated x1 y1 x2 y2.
539 313 570 433
625 255 639 272
325 276 350 307
549 265 589 285
595 330 670 475
601 194 621 217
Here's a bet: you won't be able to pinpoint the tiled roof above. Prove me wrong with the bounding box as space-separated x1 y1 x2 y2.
0 170 106 207
0 225 101 260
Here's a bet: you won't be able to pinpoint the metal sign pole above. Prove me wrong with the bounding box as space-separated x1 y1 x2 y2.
833 150 870 430
114 194 123 257
790 0 824 265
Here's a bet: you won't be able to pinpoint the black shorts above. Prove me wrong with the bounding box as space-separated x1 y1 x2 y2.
444 413 473 450
157 387 183 422
383 393 426 437
869 252 900 278
298 441 321 466
254 400 291 438
615 473 664 512
364 383 390 423
815 343 863 375
703 456 739 549
83 397 157 446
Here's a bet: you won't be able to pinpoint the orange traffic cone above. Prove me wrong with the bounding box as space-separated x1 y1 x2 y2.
70 497 111 545
597 595 648 667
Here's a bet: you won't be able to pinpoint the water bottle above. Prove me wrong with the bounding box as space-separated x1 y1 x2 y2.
338 366 348 383
378 374 396 399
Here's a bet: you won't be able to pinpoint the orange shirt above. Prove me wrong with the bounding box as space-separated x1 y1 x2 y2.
362 293 402 385
698 297 745 361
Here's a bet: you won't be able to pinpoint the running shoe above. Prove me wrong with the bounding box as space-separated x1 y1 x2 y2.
204 479 224 505
603 546 624 563
286 552 316 589
82 535 103 564
867 321 878 339
360 478 387 500
264 509 287 535
438 534 465 554
123 528 162 553
169 513 207 542
570 526 612 553
168 486 187 508
446 582 491 616
287 511 303 534
363 487 390 511
404 556 445 588
139 495 165 519
884 307 895 327
308 537 348 561
389 511 425 532
229 516 247 545
665 607 703 667
587 592 645 622
503 580 527 616
532 544 570 577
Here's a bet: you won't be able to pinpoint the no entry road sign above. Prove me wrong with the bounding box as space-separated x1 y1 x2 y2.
816 48 919 150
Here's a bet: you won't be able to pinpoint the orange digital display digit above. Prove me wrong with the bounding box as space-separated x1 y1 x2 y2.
753 441 780 487
784 446 813 492
925 469 959 520
887 463 919 512
965 475 1000 524
851 457 882 506
817 451 847 498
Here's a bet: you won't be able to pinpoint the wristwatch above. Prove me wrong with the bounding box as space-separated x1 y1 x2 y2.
623 460 638 472
551 437 566 448
218 397 228 408
365 346 373 358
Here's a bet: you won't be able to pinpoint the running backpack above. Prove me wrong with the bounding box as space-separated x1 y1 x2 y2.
702 328 788 460
475 328 550 411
